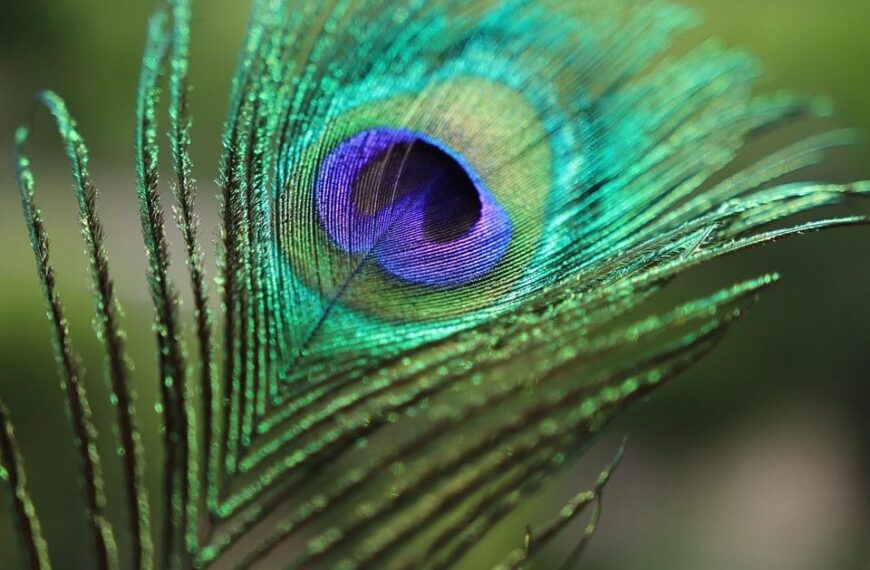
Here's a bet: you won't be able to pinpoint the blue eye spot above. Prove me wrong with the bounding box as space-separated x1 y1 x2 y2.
316 128 512 288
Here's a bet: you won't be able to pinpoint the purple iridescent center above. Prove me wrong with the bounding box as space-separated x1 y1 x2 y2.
315 128 512 287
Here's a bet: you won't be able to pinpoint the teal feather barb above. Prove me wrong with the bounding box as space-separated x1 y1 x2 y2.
3 0 869 568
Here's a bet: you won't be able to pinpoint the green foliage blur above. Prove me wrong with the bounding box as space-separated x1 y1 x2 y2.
0 0 868 568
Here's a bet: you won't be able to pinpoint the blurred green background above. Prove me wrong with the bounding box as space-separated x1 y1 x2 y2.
0 1 868 568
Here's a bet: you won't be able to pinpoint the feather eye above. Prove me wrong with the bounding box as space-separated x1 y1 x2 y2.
2 0 869 569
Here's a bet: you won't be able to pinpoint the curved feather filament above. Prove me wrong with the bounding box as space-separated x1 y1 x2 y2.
0 400 52 570
14 116 120 570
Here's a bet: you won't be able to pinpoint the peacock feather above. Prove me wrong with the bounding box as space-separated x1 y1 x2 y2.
2 0 868 568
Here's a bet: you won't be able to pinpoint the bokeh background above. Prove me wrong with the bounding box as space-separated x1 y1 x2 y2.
0 0 868 568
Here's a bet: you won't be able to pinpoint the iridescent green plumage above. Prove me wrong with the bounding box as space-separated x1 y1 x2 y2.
2 0 868 568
